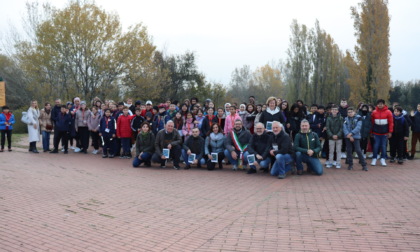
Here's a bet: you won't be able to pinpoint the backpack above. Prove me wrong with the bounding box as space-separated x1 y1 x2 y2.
21 111 30 124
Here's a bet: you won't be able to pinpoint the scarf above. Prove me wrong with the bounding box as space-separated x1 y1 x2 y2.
266 107 280 115
210 132 224 141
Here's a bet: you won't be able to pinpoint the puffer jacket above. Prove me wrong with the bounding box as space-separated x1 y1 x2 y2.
117 114 135 138
75 109 91 129
87 112 101 131
343 115 362 139
358 111 372 138
371 105 393 135
0 112 15 130
205 133 225 154
326 115 343 139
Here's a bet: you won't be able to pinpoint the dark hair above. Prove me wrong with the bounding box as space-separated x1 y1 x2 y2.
60 105 67 109
91 105 98 110
118 102 124 106
318 105 325 110
104 108 111 113
376 99 385 105
2 106 9 110
394 106 403 113
230 105 237 110
135 107 141 111
347 107 355 111
140 121 151 131
207 123 223 136
190 97 198 102
311 104 318 109
246 104 255 113
44 102 51 107
341 98 347 102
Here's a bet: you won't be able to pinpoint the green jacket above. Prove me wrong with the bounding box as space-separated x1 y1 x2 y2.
326 115 344 139
135 132 155 156
294 130 321 158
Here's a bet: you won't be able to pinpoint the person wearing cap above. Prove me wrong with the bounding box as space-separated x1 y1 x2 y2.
141 100 154 118
75 101 91 154
134 100 142 110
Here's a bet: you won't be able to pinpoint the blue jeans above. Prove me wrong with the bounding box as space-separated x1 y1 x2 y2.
42 131 51 151
295 152 323 175
121 138 131 154
271 154 293 176
132 152 152 167
181 149 205 166
249 156 271 170
373 134 387 159
224 149 249 166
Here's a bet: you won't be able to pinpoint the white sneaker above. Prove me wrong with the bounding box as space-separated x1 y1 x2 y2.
368 154 373 158
341 153 347 159
61 148 65 152
335 163 341 169
363 154 366 159
325 161 333 168
74 147 81 153
232 165 238 171
380 158 387 166
92 149 98 155
371 158 377 166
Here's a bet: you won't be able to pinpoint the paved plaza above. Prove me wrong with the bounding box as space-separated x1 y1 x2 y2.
1 147 419 251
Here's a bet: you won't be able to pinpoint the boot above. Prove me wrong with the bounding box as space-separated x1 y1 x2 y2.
218 161 223 169
29 142 33 152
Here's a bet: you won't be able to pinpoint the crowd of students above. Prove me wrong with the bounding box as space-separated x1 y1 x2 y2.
1 95 419 178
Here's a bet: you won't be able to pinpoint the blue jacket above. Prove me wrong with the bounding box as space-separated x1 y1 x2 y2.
99 116 116 138
54 112 72 132
0 112 15 130
343 115 362 140
357 111 372 138
307 112 326 138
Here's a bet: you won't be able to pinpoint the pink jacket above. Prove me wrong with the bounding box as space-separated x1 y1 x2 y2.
224 113 241 135
182 118 195 137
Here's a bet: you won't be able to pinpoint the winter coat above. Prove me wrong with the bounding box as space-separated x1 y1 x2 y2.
75 109 91 129
371 105 394 135
0 112 15 131
410 111 420 133
259 108 285 128
244 112 256 130
54 112 72 132
51 105 62 125
117 114 135 138
254 112 262 127
204 133 225 154
393 114 409 137
288 113 303 135
183 135 205 161
343 115 363 140
154 129 182 156
247 132 271 159
27 107 40 142
294 130 321 157
225 127 252 152
99 116 116 138
38 109 53 132
87 112 101 131
135 132 155 155
224 113 241 135
201 115 218 136
326 115 344 139
238 111 247 125
152 113 168 135
357 111 372 138
268 130 294 156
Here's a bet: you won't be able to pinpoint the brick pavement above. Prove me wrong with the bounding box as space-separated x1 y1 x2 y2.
0 148 419 251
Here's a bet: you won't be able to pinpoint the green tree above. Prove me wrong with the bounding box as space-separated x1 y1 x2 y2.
347 0 391 103
14 2 156 102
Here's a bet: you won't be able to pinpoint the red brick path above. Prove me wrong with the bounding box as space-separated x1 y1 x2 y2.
1 148 419 251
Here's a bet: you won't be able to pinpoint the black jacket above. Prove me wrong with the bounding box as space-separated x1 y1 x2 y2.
247 132 271 159
269 130 294 155
225 127 252 152
393 115 409 137
259 110 285 127
410 111 420 133
183 135 205 161
54 112 72 132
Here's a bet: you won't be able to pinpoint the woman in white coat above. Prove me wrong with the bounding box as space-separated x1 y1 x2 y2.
27 100 40 153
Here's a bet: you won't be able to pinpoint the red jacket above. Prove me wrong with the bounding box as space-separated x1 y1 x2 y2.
371 105 394 135
117 115 135 138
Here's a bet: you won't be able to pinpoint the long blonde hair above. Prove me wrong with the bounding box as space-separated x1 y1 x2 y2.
30 100 39 110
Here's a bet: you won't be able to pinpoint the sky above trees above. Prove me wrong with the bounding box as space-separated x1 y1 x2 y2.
1 0 419 85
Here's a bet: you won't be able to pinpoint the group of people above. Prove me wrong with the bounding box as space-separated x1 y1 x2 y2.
1 95 419 179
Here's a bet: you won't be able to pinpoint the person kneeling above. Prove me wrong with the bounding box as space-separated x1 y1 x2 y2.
182 127 205 169
152 121 182 170
269 121 294 179
246 123 271 174
294 119 323 176
133 122 155 168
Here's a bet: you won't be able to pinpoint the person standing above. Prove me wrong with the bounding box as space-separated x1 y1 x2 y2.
370 99 393 166
326 106 344 169
0 106 15 152
343 107 368 171
27 100 40 153
50 105 71 154
75 101 91 154
258 97 285 129
408 103 420 160
39 102 53 152
88 106 102 155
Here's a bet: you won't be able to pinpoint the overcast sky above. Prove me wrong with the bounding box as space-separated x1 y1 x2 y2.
1 0 419 85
